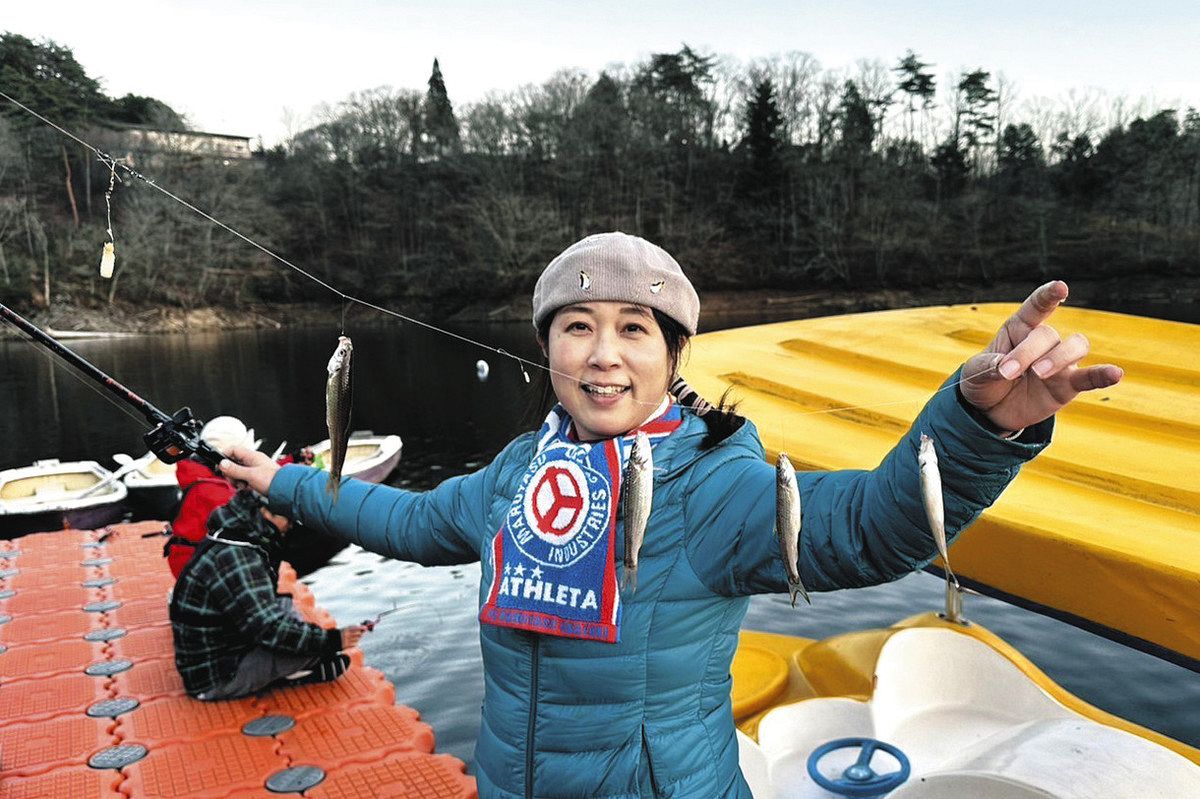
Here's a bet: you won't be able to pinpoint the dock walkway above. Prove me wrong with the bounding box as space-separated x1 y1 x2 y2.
0 521 477 798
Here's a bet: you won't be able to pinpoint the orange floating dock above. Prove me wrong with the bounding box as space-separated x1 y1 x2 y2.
0 521 478 798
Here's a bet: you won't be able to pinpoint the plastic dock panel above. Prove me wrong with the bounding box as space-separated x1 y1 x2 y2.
117 695 262 747
0 713 115 777
1 638 100 680
0 764 124 799
307 752 478 799
276 705 436 768
106 598 170 630
3 563 93 591
254 665 395 718
1 521 478 798
0 607 104 645
109 657 187 702
0 584 105 616
0 671 111 723
106 573 174 602
102 556 165 581
118 733 286 798
107 626 174 662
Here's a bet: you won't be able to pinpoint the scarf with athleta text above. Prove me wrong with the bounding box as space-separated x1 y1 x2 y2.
479 399 682 643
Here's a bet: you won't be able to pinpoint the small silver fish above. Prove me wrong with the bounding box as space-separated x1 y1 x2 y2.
620 431 653 594
776 453 810 607
918 434 956 584
325 336 353 502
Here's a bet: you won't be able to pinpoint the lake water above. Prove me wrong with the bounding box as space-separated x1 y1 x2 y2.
1 304 1196 767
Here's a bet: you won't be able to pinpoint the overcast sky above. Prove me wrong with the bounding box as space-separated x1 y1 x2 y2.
5 1 1198 144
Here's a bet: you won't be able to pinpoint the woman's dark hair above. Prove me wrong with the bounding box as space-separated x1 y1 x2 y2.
524 306 743 448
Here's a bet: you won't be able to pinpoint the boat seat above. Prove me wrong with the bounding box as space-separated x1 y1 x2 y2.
869 628 1072 768
751 628 1200 799
737 729 773 799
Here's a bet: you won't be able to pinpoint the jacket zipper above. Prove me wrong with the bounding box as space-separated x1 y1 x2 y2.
525 634 540 799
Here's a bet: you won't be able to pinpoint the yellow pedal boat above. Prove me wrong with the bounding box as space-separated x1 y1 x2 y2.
686 305 1200 798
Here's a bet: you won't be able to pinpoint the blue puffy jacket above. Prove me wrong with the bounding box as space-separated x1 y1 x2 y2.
268 380 1050 798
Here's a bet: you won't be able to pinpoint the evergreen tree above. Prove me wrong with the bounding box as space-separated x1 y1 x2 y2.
893 50 936 142
738 78 784 203
0 33 106 131
998 123 1044 194
422 57 460 157
744 79 784 168
836 80 874 155
1050 132 1097 204
932 136 969 198
633 44 717 147
954 69 998 169
572 72 626 163
107 94 186 129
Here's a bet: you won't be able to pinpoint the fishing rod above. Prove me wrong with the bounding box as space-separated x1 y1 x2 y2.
360 603 409 632
0 302 226 471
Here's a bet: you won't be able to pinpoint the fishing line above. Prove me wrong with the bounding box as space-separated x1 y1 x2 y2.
0 89 1011 422
784 362 1003 419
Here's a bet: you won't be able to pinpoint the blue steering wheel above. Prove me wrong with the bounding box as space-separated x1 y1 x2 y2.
806 737 911 798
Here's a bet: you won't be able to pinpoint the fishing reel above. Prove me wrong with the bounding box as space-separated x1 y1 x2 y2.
143 407 226 472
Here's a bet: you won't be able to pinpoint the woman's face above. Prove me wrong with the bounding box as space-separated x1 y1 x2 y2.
544 301 672 441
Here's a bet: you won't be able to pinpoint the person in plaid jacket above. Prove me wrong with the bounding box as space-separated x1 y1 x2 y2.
169 488 366 700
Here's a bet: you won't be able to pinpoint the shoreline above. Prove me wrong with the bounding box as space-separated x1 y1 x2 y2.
2 275 1197 339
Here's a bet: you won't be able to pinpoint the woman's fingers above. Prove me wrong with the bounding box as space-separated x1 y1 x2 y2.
1014 280 1068 329
1067 364 1125 393
218 445 279 495
997 324 1061 379
1026 332 1090 380
992 281 1069 353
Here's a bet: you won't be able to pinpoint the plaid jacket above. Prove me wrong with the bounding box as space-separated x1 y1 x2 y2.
169 490 341 696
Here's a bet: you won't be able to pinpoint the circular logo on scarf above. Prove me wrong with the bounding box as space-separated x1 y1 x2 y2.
509 453 611 568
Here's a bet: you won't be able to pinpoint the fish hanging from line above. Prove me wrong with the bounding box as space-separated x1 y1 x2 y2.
325 336 353 502
775 453 810 607
918 433 957 586
620 431 653 594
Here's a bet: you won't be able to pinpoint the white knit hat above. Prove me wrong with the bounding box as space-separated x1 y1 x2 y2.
532 232 701 335
199 416 259 455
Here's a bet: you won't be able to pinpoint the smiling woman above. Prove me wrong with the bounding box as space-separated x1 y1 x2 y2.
221 231 1122 798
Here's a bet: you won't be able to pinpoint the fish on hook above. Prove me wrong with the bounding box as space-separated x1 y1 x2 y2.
775 453 810 607
620 431 653 594
918 433 957 586
325 336 353 502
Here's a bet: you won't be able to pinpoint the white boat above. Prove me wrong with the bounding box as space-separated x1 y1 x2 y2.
733 621 1200 799
307 432 403 484
117 432 403 519
117 451 185 519
0 459 128 538
281 433 404 576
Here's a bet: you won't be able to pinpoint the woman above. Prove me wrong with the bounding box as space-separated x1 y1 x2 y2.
222 232 1122 798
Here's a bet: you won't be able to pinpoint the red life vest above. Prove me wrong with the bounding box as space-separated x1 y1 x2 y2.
165 459 235 579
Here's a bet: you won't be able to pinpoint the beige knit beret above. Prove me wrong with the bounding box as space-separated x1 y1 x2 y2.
532 232 701 335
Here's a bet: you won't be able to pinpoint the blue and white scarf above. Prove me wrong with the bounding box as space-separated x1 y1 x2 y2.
479 399 682 643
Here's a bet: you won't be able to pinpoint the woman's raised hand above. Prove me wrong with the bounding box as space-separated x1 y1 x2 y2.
219 446 281 496
960 281 1124 433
